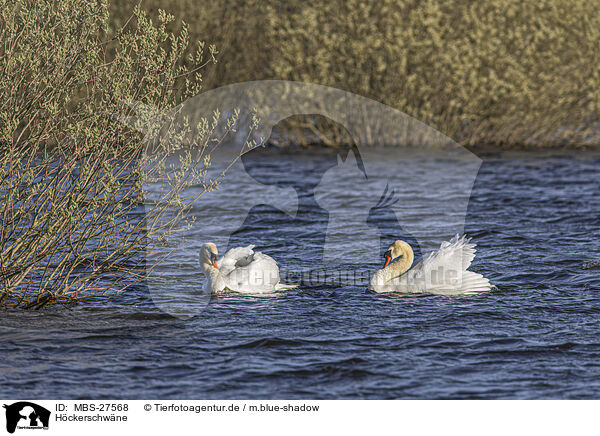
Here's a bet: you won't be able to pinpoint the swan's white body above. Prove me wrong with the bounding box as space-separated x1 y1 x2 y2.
201 244 296 294
370 235 491 295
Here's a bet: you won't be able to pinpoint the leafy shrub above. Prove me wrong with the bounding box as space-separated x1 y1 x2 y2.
0 0 240 308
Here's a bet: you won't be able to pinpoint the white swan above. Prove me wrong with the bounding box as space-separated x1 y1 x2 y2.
370 235 491 295
200 243 296 293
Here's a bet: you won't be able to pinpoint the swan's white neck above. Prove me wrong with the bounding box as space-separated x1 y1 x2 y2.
202 263 226 292
370 247 414 292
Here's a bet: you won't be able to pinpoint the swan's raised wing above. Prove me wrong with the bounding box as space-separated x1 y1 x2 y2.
403 235 485 293
413 235 475 274
219 245 256 266
219 245 255 276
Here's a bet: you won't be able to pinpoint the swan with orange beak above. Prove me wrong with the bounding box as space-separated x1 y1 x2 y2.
370 235 491 295
200 243 296 294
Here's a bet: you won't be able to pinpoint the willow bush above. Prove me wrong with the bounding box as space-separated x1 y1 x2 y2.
0 0 244 308
112 0 600 147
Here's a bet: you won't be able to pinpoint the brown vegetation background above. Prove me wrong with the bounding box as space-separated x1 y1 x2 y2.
111 0 600 148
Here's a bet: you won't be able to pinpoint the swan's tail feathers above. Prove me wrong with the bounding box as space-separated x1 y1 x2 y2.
274 283 298 291
459 271 492 294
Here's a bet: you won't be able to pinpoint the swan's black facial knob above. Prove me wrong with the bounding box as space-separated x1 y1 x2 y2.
211 253 218 269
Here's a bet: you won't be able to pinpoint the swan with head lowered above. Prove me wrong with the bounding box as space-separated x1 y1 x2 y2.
200 243 296 293
370 235 491 295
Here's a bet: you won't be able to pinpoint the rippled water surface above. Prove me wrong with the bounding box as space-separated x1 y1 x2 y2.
2 148 600 399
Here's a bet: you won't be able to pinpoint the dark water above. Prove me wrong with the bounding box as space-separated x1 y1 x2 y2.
2 149 600 399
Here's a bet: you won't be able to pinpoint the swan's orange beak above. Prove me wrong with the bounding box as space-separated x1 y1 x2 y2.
211 253 218 269
383 250 392 268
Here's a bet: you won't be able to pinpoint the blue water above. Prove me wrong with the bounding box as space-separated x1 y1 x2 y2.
2 149 600 399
